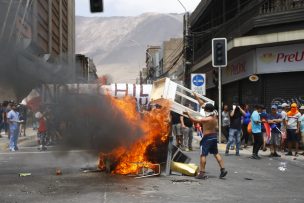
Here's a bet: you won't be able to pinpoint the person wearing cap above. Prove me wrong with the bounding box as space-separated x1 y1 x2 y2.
250 104 264 159
184 93 227 179
268 105 283 157
285 103 301 156
298 106 304 155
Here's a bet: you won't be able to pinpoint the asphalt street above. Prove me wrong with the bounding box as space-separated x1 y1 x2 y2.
0 131 304 203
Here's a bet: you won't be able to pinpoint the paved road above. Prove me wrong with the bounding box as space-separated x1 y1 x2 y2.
0 134 304 203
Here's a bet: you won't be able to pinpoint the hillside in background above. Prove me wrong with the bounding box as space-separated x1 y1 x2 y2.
76 13 183 83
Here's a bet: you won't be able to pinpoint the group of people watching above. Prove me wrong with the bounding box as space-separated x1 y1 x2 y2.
0 100 60 152
222 102 304 159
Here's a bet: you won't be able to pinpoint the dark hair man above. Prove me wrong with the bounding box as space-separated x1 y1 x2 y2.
7 103 23 151
184 93 227 179
225 104 246 156
250 104 264 159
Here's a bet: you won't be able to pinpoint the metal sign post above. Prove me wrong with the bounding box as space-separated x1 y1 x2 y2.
218 67 222 144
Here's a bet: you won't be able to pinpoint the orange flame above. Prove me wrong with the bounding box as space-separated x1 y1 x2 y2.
99 96 170 175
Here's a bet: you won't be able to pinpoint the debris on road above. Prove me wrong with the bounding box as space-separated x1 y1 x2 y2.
171 161 198 176
19 173 31 177
56 168 62 175
278 162 287 172
81 167 102 173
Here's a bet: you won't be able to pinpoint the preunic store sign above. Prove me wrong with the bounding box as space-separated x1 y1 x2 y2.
257 43 304 74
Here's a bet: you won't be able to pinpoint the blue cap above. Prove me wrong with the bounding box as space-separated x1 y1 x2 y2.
271 105 277 109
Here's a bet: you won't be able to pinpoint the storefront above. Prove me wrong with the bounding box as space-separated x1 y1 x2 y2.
205 43 304 109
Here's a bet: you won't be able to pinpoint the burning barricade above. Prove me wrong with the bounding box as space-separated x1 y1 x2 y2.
98 96 170 176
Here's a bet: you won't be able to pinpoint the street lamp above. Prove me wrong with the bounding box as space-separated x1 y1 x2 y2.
176 0 187 12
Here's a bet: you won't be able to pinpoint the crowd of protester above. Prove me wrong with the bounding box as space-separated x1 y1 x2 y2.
0 101 62 152
221 102 304 158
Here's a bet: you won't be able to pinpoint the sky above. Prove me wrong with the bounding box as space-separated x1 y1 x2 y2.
76 0 201 17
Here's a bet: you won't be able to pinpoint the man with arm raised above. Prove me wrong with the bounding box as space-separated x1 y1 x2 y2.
184 93 227 179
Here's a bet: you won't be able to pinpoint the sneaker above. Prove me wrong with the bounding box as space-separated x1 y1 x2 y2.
220 168 228 178
295 152 299 157
230 146 235 150
285 152 293 156
195 172 208 180
9 148 15 152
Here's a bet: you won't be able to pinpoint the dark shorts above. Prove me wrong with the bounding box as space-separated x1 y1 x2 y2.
200 134 218 156
287 129 300 142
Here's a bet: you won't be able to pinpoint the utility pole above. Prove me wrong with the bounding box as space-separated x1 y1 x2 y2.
183 12 190 87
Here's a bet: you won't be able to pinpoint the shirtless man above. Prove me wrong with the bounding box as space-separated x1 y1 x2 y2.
184 93 227 179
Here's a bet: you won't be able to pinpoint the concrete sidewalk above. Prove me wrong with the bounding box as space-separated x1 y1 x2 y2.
0 128 37 152
188 133 304 165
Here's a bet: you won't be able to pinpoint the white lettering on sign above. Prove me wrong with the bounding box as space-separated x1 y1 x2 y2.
111 84 152 106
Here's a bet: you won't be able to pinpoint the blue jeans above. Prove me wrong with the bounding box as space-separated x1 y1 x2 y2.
226 128 241 154
9 127 19 150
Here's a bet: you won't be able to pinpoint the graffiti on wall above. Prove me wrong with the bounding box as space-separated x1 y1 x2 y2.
271 96 304 107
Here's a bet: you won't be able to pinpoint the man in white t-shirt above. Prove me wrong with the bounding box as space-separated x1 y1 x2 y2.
285 103 301 156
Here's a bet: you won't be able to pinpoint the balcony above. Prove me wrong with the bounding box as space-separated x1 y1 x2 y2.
260 0 304 14
192 0 304 66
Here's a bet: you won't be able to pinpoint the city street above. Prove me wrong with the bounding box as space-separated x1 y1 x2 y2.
0 132 304 203
1 1 304 202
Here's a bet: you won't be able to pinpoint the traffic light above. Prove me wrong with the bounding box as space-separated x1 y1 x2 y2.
90 0 103 13
212 38 227 67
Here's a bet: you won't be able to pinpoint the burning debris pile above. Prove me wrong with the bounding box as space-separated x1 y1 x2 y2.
98 96 170 175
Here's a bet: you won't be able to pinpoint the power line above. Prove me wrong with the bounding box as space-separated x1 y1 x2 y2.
190 0 260 34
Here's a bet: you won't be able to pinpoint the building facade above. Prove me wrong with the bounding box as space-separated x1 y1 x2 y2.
0 0 75 100
75 54 98 83
189 0 304 108
144 45 161 83
157 38 184 83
